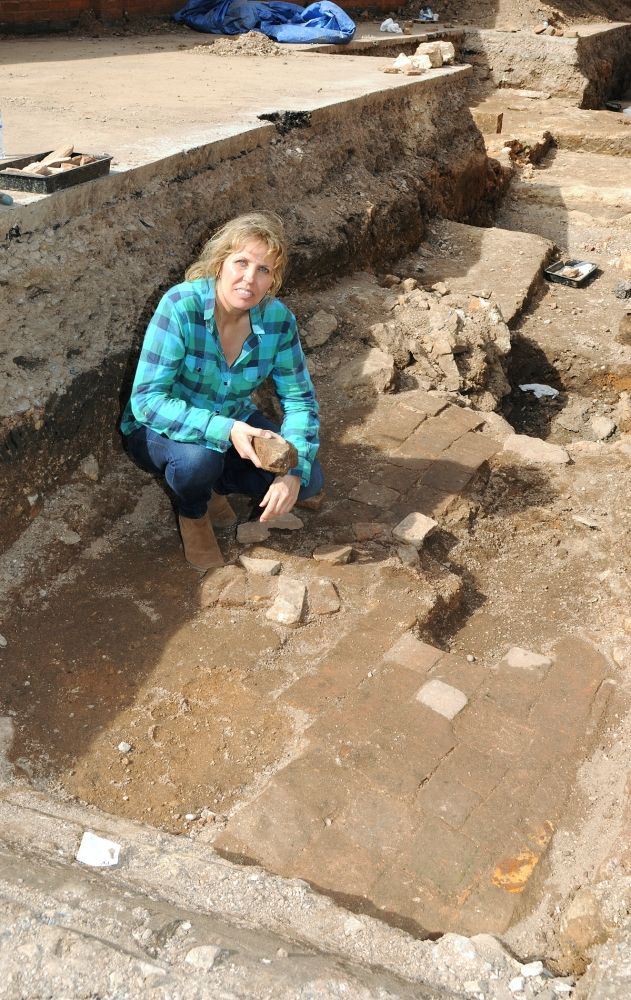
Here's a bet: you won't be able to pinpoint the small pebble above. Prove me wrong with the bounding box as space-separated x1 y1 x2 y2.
466 654 476 663
0 634 7 648
118 741 132 753
276 947 288 959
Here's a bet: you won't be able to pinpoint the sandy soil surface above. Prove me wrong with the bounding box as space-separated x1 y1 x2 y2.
0 34 448 170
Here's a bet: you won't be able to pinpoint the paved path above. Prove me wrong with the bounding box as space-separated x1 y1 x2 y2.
216 394 613 934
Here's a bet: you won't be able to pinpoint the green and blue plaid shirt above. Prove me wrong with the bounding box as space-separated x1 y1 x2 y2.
121 278 319 484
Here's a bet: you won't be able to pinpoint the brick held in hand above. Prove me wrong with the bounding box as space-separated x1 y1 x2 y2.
253 435 298 474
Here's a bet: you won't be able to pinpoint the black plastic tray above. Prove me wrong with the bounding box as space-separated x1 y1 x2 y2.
544 258 597 288
0 151 112 193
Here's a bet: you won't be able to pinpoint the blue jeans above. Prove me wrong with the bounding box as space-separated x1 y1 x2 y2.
124 411 324 519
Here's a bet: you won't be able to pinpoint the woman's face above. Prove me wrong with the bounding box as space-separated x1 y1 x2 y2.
216 239 277 313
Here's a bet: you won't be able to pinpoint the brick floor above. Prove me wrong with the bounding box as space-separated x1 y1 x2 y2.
215 395 614 938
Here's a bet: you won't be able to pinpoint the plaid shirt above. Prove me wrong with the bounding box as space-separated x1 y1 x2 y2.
121 279 319 484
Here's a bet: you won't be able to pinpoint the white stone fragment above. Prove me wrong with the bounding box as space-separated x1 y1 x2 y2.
503 647 552 670
521 961 545 977
266 578 307 627
503 434 570 465
591 416 616 440
184 945 222 970
413 41 443 66
392 512 438 549
343 915 364 935
0 635 6 648
76 831 121 868
509 977 525 993
238 555 281 576
437 40 455 63
118 742 132 753
416 678 468 719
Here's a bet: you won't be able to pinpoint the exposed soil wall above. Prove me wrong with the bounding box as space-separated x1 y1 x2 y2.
0 74 499 548
461 24 631 107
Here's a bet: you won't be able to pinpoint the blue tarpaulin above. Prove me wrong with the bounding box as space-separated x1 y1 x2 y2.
173 0 355 45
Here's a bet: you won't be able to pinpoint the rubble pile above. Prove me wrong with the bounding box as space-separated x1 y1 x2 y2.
365 283 511 410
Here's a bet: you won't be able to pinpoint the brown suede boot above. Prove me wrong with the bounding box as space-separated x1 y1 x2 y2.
208 491 237 528
178 513 224 571
296 491 325 512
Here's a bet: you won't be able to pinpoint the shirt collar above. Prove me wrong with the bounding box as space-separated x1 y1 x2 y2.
203 278 268 339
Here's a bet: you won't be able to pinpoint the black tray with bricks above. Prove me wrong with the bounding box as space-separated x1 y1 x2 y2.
544 258 597 288
0 151 112 194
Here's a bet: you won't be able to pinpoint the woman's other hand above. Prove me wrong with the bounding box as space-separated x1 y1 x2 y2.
229 421 280 467
259 474 301 522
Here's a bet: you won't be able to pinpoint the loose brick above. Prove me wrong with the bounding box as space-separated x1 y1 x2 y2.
313 543 354 565
236 521 270 545
266 578 306 627
252 434 298 474
238 554 281 575
308 578 340 616
392 511 438 549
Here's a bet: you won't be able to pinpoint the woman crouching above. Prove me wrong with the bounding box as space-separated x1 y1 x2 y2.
120 212 322 571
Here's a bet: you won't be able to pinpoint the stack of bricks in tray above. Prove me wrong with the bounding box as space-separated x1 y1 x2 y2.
3 144 96 179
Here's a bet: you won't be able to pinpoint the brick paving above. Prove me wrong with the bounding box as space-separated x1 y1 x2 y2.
215 395 614 936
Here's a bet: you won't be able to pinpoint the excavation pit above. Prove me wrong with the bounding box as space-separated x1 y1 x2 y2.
1 24 630 986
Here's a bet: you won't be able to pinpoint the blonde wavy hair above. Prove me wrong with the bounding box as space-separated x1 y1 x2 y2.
185 212 288 297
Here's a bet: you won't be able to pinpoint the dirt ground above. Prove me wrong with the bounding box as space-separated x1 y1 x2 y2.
1 15 631 990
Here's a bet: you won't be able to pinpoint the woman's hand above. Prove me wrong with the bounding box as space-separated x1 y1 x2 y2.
229 421 281 467
259 474 301 522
